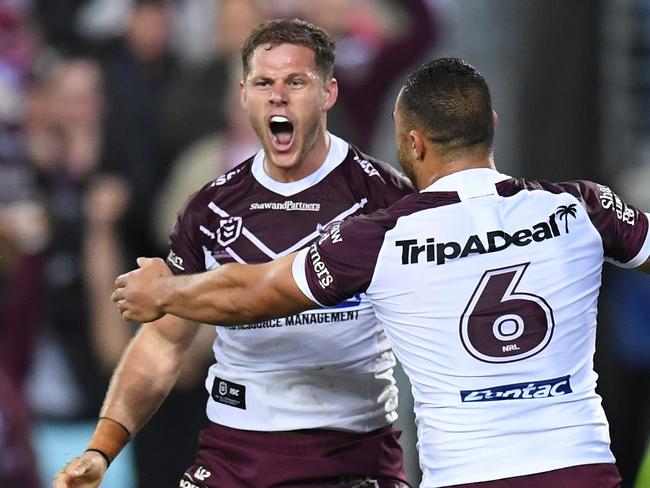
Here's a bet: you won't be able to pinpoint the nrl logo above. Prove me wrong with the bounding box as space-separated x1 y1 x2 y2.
218 380 228 396
217 216 242 246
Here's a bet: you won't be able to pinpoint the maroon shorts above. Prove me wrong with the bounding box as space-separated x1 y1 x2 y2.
180 423 410 487
445 463 621 488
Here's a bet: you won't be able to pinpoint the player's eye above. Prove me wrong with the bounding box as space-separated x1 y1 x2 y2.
290 79 305 88
255 80 270 88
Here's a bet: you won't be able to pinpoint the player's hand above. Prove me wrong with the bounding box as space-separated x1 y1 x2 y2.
112 257 172 323
52 451 107 488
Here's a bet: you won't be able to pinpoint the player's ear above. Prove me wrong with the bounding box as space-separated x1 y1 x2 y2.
322 78 338 111
409 129 426 161
240 80 247 109
493 110 499 128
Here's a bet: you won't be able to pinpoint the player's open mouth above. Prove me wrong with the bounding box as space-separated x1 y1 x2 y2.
269 115 295 151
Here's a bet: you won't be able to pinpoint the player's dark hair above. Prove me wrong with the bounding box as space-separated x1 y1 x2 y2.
399 57 494 152
241 18 336 80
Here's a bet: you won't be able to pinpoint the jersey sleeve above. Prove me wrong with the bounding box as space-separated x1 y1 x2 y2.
292 212 389 306
166 193 207 275
565 180 650 267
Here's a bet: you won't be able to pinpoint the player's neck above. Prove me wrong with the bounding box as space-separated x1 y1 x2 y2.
265 129 331 183
420 148 495 189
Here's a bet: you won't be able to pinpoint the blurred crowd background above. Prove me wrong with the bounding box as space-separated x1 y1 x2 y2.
0 0 648 487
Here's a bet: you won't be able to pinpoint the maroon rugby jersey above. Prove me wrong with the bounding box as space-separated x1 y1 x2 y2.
166 134 413 432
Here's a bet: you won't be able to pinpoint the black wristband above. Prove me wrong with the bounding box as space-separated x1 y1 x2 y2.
85 448 111 467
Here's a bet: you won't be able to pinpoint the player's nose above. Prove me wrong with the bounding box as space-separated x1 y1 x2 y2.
269 81 288 104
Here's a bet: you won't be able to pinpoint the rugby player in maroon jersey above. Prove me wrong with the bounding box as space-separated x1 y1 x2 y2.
54 19 413 488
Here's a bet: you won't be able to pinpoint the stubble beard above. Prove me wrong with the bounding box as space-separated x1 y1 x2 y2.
397 142 418 190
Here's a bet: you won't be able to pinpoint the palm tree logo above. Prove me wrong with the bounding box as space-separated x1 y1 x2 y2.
555 204 578 232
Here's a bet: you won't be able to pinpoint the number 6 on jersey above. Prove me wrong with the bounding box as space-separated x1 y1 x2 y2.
460 263 555 363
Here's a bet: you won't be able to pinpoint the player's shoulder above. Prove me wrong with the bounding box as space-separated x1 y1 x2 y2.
179 156 256 215
212 156 255 189
347 190 461 231
495 177 618 217
496 177 602 200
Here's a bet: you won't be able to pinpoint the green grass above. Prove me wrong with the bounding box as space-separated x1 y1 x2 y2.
635 444 650 488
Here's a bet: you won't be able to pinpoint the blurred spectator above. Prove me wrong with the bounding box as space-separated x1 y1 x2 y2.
77 0 134 44
0 5 46 486
98 0 179 261
0 2 45 384
32 0 92 53
163 0 265 158
167 0 220 66
23 57 137 487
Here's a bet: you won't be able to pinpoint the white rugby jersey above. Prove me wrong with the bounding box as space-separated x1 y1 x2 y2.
167 134 413 432
294 168 650 486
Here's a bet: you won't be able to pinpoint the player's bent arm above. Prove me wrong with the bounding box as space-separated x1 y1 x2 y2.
97 314 201 434
113 253 316 325
53 314 201 487
158 253 316 325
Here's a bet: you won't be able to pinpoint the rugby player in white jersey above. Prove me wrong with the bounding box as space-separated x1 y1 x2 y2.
110 57 650 488
54 19 413 488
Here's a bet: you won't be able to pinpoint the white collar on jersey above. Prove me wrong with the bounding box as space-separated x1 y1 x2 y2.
251 132 349 197
421 167 512 200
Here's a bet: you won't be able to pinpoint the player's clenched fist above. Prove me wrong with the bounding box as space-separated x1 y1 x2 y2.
112 256 171 323
52 451 107 488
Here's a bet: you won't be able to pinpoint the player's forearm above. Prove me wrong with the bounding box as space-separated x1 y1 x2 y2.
114 253 314 325
156 262 266 325
101 328 180 430
87 320 188 462
156 255 313 326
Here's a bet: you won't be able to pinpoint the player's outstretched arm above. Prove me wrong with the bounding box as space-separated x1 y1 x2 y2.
53 313 201 487
112 254 316 325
